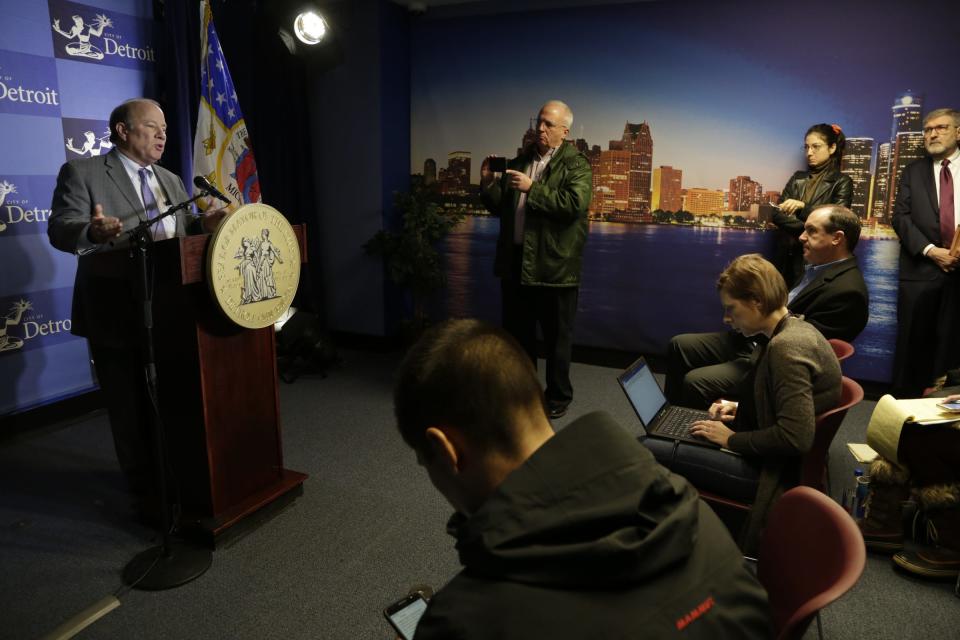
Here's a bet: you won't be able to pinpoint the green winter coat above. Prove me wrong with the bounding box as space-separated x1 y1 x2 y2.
482 142 592 287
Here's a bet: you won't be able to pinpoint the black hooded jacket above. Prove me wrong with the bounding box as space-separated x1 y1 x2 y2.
414 412 771 639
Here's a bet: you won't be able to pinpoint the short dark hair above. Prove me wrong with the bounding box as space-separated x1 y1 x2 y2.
108 98 161 144
814 204 861 252
394 319 545 455
805 123 846 167
717 254 787 315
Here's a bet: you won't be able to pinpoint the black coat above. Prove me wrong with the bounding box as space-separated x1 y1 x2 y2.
415 412 771 640
773 168 853 287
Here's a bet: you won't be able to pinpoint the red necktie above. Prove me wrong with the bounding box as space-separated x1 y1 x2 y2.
941 159 955 249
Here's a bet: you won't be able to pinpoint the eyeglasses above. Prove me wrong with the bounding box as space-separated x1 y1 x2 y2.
923 123 957 136
537 118 564 130
804 143 827 152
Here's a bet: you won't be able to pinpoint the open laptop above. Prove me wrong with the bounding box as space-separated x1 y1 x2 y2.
617 356 720 448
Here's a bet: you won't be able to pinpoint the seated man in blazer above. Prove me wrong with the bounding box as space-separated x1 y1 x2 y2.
665 204 868 409
48 98 228 516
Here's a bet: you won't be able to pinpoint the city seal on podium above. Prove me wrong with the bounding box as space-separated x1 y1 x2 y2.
207 203 300 329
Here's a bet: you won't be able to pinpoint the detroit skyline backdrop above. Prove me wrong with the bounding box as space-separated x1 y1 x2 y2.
412 91 929 227
411 0 958 225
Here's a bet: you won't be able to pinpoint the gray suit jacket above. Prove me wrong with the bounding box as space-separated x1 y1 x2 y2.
48 148 195 347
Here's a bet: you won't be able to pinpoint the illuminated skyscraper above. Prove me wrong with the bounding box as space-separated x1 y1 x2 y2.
888 131 926 215
621 122 653 213
872 142 892 224
872 92 923 223
591 149 630 215
841 138 874 219
683 188 724 215
727 175 763 212
440 151 471 195
891 91 922 137
652 166 683 212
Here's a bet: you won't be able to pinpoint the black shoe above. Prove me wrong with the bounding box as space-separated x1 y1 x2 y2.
547 402 569 420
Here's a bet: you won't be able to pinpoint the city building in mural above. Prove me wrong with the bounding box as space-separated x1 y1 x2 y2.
841 137 874 220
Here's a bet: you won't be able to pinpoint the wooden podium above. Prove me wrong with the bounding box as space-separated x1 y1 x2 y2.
142 225 308 541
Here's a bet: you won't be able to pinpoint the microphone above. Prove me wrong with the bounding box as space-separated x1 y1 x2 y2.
193 176 231 204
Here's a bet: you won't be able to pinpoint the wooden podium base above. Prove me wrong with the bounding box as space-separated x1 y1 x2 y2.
182 469 307 547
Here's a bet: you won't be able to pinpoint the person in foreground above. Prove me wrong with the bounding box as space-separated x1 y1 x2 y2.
773 123 853 288
48 98 228 517
645 254 841 553
480 100 592 420
393 319 770 639
666 204 867 409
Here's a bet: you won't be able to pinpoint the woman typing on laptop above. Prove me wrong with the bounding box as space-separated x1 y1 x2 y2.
641 254 841 553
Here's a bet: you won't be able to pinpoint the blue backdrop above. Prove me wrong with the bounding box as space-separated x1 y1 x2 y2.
0 0 156 415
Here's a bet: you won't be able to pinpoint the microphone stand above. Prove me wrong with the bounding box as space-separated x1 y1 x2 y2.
121 195 212 590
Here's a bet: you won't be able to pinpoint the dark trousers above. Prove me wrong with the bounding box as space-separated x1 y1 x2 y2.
893 274 960 397
501 247 578 406
640 436 761 503
90 342 156 499
664 330 754 409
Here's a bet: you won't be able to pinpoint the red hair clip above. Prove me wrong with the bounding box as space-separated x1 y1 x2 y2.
831 124 842 135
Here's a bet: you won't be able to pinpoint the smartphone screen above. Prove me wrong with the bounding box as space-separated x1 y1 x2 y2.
384 593 428 640
937 401 960 412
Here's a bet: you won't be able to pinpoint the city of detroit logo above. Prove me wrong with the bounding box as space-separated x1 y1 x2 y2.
0 51 60 116
62 118 112 159
48 0 156 69
0 297 73 355
0 176 56 236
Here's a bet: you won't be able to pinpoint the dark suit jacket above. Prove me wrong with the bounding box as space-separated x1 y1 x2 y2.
788 257 869 342
48 148 194 347
892 157 951 281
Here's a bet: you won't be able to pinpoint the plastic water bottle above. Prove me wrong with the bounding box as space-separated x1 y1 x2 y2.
844 468 863 515
854 475 871 520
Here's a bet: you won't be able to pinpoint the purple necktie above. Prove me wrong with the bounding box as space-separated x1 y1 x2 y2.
138 167 163 239
941 159 955 249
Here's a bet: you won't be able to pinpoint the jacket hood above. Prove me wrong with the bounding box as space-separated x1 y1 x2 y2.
448 412 702 589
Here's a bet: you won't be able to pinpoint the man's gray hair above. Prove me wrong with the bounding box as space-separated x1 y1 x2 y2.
923 108 960 127
542 100 573 128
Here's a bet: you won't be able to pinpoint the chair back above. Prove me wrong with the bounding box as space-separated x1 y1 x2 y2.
800 376 864 490
827 338 855 362
757 486 866 640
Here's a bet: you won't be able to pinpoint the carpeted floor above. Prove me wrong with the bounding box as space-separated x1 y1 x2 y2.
1 348 957 639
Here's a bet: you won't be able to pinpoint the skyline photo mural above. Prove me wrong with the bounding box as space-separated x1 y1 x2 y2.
409 0 960 383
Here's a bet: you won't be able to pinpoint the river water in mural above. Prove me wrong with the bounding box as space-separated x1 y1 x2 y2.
441 216 898 383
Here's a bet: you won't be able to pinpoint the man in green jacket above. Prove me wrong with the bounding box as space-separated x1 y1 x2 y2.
481 100 592 419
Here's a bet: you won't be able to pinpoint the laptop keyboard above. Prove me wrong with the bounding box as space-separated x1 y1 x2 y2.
657 407 707 437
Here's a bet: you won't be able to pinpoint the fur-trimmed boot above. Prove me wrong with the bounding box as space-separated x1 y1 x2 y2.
858 457 911 552
893 483 960 580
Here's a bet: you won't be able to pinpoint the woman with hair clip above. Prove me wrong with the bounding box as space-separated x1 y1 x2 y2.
642 254 841 553
773 123 853 287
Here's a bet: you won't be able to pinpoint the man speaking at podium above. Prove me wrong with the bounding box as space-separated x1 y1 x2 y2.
48 98 227 519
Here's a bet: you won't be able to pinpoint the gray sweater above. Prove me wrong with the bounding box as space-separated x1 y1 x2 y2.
728 315 841 552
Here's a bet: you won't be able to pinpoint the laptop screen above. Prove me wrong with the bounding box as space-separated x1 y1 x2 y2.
618 358 667 426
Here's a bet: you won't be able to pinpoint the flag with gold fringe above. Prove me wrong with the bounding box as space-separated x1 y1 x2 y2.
193 0 260 210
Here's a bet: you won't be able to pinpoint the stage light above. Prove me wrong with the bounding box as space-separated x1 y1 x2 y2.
293 11 327 45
